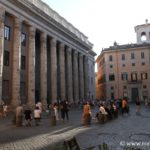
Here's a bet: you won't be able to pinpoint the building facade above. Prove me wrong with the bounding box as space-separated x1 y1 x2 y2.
0 0 96 108
96 22 150 102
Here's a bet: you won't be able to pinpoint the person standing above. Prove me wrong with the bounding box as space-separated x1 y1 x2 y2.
53 103 59 121
122 98 127 115
24 106 32 126
16 104 23 127
62 100 70 120
33 106 41 126
136 99 141 115
82 102 91 125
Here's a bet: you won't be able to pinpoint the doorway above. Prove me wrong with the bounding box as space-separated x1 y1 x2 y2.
131 88 139 102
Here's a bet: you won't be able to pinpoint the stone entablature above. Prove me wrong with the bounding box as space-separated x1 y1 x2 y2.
24 0 93 47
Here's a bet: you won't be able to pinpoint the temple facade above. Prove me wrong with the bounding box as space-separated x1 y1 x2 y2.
0 0 96 108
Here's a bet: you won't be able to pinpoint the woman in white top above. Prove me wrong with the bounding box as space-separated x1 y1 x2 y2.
34 106 41 126
99 104 107 115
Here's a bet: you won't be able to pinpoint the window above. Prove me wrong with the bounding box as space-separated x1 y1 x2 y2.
110 65 113 68
123 86 127 89
131 53 135 59
102 74 106 83
4 51 9 66
122 54 125 60
141 52 145 59
131 73 137 81
2 80 9 99
111 93 114 99
123 91 128 98
21 56 26 70
141 73 147 80
21 33 26 46
141 62 145 66
132 63 135 66
109 55 113 61
91 77 93 85
122 64 126 67
110 86 114 90
4 25 10 40
109 74 115 81
143 85 147 89
121 73 128 80
98 79 101 85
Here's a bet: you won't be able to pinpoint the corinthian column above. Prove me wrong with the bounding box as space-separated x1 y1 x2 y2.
79 53 84 100
59 43 66 100
0 7 5 103
66 47 73 102
11 17 21 107
40 32 47 108
27 26 35 107
50 38 57 103
73 50 79 103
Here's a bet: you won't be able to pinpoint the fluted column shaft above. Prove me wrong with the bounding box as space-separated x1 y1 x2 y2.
59 43 66 100
0 8 5 102
73 50 79 103
27 26 35 107
40 32 47 108
50 38 57 103
11 17 21 107
84 55 89 99
79 53 84 100
66 47 73 102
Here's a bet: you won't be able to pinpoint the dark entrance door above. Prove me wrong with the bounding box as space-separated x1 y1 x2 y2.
131 88 139 102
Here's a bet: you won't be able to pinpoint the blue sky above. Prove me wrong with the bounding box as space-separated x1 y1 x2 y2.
42 0 150 57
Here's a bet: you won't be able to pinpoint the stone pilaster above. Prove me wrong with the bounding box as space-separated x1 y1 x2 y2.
59 43 66 100
83 55 89 100
40 32 47 109
50 38 57 103
73 50 79 103
79 53 84 100
11 17 21 107
0 7 5 103
66 47 73 102
27 26 35 107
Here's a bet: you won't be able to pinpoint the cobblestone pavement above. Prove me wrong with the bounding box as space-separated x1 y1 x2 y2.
0 104 150 150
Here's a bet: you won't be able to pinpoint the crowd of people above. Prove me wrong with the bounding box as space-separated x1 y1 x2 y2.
81 98 130 125
11 100 71 127
0 97 148 127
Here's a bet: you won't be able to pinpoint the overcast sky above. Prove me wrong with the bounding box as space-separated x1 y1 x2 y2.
42 0 150 57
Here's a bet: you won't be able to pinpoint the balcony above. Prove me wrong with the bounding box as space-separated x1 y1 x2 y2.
127 80 142 84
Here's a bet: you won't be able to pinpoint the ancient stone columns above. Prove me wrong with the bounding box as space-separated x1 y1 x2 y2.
50 38 57 103
59 43 66 100
11 17 21 107
40 32 47 108
0 8 5 103
73 50 79 102
79 53 84 100
66 47 73 102
27 26 35 107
